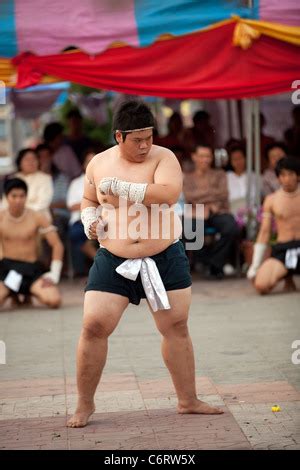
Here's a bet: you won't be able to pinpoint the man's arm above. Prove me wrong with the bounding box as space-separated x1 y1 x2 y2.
36 213 64 284
81 160 99 211
247 195 273 280
143 152 182 206
256 195 273 244
80 159 104 240
99 150 182 207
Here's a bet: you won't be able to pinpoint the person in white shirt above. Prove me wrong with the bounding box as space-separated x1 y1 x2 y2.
3 148 53 220
226 145 257 215
67 151 97 265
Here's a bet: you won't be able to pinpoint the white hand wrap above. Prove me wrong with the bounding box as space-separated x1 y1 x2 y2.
81 206 98 239
81 206 106 240
99 177 148 204
43 260 63 284
247 243 267 280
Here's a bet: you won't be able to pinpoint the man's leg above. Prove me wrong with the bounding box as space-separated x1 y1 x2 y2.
150 287 223 414
208 213 239 274
0 282 10 307
67 291 129 427
30 278 62 308
254 258 289 294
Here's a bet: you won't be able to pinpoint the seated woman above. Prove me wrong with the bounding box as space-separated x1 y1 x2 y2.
226 145 256 215
3 148 54 221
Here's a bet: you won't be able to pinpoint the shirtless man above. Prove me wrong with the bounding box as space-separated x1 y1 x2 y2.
67 100 223 428
0 178 64 308
247 157 300 293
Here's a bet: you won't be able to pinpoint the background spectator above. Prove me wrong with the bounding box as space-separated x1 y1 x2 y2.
227 145 256 214
4 148 53 220
183 144 239 278
43 122 82 181
262 142 287 197
65 109 94 165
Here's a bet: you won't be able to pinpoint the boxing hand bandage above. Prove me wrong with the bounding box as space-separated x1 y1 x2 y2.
81 206 97 239
99 177 148 204
247 243 267 280
43 260 63 284
81 206 107 240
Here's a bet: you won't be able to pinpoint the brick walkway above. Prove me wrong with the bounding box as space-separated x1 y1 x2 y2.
0 276 299 450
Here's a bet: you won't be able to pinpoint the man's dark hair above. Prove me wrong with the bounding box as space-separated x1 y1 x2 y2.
16 148 38 171
36 143 51 154
193 110 210 124
193 143 214 154
66 108 82 120
4 177 28 196
228 144 246 156
112 100 155 142
265 142 287 161
43 122 64 143
275 156 300 177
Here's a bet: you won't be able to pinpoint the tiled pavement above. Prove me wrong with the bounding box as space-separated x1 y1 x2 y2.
0 276 299 450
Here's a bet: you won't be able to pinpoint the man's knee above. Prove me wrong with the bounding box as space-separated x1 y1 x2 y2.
254 278 271 295
46 293 61 308
82 318 115 340
254 282 271 295
0 284 10 306
158 318 189 338
35 288 62 308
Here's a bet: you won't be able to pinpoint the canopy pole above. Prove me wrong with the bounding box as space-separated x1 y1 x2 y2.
253 98 261 208
245 98 254 239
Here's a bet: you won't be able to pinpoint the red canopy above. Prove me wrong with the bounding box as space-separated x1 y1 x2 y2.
13 22 300 99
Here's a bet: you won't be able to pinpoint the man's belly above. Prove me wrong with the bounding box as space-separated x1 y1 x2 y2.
276 220 300 243
99 206 182 258
2 244 38 263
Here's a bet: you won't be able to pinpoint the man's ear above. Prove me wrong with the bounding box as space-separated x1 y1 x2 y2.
115 131 122 144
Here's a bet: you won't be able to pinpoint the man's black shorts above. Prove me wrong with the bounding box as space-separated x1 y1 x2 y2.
0 258 45 295
271 240 300 274
85 240 192 305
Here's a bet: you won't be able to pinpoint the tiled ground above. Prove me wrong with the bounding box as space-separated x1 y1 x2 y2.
0 276 299 449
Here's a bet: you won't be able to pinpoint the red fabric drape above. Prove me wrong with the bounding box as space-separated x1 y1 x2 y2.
12 23 300 99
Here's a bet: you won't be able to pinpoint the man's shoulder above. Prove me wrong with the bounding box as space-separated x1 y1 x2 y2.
27 208 43 223
152 144 176 157
151 146 180 169
263 192 276 209
0 209 6 221
90 146 116 165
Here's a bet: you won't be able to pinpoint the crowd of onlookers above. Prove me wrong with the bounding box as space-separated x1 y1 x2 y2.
1 105 299 280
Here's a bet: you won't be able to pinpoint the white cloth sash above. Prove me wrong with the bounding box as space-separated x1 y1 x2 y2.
116 257 170 312
285 248 300 269
99 240 179 312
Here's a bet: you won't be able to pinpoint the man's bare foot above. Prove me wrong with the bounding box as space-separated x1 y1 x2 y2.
67 402 95 428
178 399 224 415
284 276 297 293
